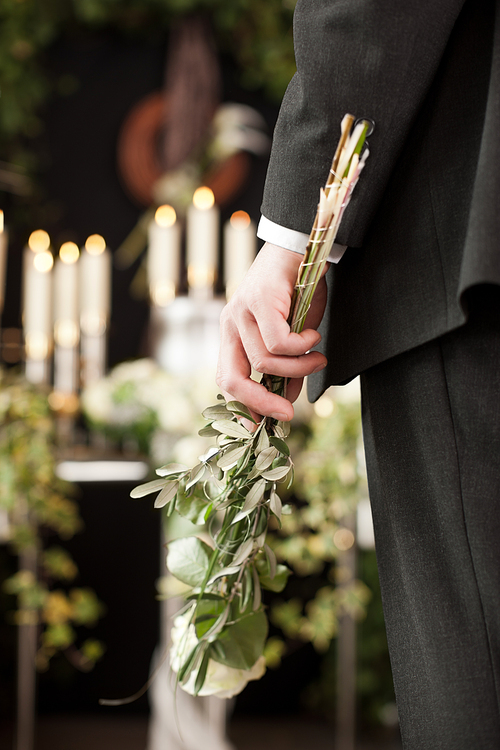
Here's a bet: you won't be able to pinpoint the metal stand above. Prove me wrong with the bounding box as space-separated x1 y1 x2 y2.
15 545 38 750
335 513 357 750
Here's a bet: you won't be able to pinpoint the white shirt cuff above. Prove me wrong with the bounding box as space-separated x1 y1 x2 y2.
257 215 347 263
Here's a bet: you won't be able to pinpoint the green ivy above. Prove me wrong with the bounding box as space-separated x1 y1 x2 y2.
0 0 296 151
0 369 105 672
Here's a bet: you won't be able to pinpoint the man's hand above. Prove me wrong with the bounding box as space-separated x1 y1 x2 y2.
216 242 328 422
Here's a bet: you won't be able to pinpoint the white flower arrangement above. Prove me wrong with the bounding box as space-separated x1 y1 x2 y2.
170 610 266 699
81 358 219 459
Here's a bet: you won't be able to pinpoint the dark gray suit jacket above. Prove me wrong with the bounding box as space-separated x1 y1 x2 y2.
261 0 500 392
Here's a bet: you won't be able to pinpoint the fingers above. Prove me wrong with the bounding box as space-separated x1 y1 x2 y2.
216 312 298 421
216 242 329 420
237 311 326 379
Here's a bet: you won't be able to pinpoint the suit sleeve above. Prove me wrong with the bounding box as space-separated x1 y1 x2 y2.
261 0 466 247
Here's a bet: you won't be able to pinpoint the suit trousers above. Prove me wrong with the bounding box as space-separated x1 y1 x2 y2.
360 291 500 749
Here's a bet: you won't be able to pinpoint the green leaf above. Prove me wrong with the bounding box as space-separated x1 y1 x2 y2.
210 610 268 670
259 564 291 593
202 404 231 420
156 463 188 477
194 648 210 696
226 401 257 423
269 436 290 456
175 492 209 524
269 490 282 520
264 544 277 579
178 642 202 684
254 427 269 454
217 443 248 470
198 425 220 437
232 539 254 567
130 478 167 499
202 606 230 641
187 592 224 602
207 566 240 585
195 599 227 638
154 481 179 509
242 479 266 512
252 565 262 610
274 421 290 439
42 547 78 581
186 463 206 490
261 464 291 481
255 447 279 471
241 567 253 612
167 537 214 587
232 446 252 477
231 507 254 525
42 623 75 650
70 587 104 626
212 420 251 440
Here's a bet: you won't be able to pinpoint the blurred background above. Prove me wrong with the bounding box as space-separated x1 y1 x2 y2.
0 2 400 749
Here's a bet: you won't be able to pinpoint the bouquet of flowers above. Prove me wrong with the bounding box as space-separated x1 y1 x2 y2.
131 115 370 698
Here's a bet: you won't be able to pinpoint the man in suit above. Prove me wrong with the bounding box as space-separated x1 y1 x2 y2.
217 0 500 746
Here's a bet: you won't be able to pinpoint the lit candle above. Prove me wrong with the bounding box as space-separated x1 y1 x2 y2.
0 211 8 322
79 234 111 385
147 205 181 306
186 187 219 296
223 211 256 299
53 242 80 397
23 230 54 384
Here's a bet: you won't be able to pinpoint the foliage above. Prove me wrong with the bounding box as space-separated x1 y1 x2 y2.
132 397 294 697
0 369 105 671
0 0 296 177
264 393 397 728
132 119 370 698
269 392 371 644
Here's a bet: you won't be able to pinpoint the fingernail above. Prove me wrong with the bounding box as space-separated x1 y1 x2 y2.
270 412 289 421
313 363 327 374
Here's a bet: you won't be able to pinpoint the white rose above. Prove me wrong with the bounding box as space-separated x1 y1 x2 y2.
157 395 195 433
81 380 114 423
111 358 158 384
170 611 266 700
135 371 173 410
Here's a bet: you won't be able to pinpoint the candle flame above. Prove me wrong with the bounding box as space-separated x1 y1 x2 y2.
33 250 54 273
155 205 176 228
187 264 216 289
54 319 79 348
29 230 50 253
85 234 106 256
48 391 80 414
25 332 49 361
230 211 251 230
59 242 80 264
0 210 4 233
193 187 215 210
150 280 176 307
